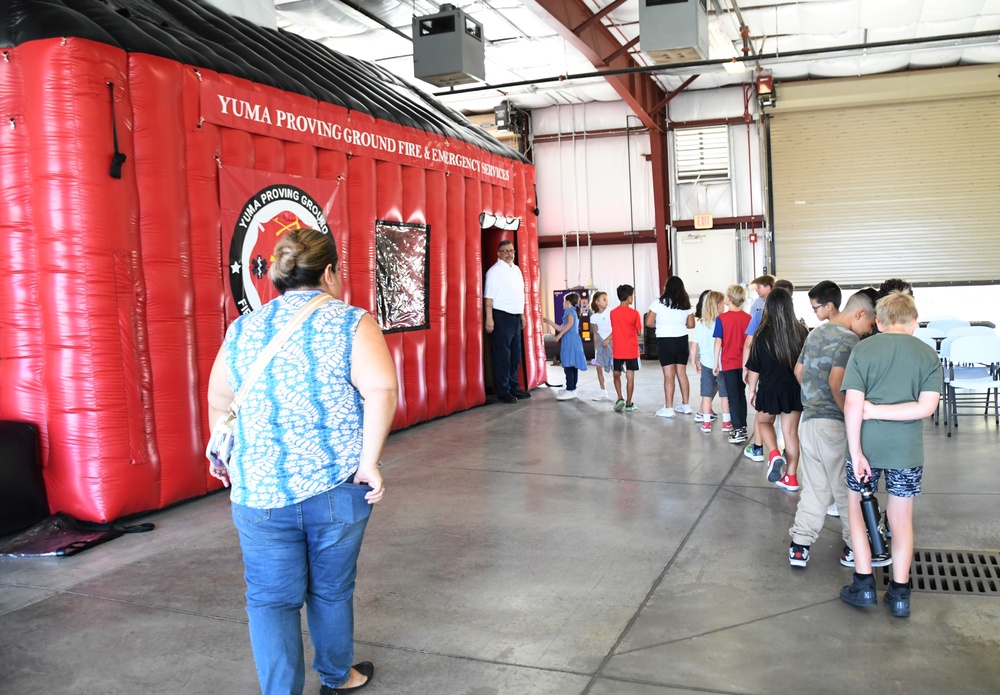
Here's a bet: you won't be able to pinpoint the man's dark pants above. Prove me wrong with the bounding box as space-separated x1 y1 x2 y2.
491 310 523 396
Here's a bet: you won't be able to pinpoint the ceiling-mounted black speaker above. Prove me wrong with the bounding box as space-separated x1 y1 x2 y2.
413 4 485 87
494 102 511 131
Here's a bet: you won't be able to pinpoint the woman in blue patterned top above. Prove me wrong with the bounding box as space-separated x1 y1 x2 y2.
207 228 397 695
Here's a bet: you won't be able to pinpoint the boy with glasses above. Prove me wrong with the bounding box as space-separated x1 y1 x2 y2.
788 285 880 569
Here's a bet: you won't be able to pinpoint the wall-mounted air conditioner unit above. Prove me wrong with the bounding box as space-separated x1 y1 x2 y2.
639 0 709 65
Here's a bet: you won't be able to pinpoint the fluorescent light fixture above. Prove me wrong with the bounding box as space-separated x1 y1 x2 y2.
708 15 743 75
723 59 747 74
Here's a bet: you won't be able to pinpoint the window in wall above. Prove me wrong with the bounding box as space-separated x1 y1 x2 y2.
674 125 730 181
375 221 430 333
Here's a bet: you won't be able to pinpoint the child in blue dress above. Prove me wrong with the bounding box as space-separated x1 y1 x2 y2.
544 293 589 400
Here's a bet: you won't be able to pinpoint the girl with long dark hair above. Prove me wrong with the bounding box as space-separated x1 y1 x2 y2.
646 276 695 418
745 288 808 490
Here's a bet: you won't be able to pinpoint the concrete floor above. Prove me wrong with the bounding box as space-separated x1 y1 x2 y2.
2 363 999 694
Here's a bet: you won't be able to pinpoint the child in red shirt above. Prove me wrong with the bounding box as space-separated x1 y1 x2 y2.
610 284 643 412
713 284 752 442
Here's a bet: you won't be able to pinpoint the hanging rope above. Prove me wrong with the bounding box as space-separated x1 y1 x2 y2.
626 115 637 291
557 104 568 288
571 106 582 287
583 101 594 288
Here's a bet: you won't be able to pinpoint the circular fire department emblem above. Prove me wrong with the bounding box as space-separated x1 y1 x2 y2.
229 184 331 314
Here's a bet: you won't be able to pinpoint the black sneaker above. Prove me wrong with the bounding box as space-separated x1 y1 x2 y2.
511 388 532 399
884 583 911 618
840 573 878 607
728 427 748 444
789 543 810 568
840 546 892 568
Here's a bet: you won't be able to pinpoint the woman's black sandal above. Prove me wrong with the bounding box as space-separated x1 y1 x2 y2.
320 662 374 694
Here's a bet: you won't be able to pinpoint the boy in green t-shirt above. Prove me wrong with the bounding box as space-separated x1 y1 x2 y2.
839 291 942 618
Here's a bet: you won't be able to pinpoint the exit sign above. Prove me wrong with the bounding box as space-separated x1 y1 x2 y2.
694 214 713 229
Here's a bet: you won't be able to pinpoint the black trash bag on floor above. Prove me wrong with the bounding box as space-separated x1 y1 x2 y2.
0 512 154 558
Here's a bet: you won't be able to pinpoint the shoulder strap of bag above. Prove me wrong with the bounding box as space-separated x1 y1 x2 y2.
229 293 334 417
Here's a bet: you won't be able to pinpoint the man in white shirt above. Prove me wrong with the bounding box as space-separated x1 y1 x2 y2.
484 240 531 403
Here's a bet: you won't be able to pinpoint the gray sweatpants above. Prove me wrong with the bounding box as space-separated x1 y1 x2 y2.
789 417 852 548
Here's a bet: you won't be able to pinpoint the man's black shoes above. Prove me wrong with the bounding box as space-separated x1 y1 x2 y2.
510 389 532 399
498 393 518 403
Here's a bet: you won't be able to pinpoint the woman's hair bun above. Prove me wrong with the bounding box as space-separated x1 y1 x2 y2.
272 236 303 276
269 228 339 293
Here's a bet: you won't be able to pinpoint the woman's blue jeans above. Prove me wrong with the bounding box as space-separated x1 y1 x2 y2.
232 483 373 695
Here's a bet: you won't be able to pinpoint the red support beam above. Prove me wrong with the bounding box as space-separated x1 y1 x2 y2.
649 128 670 281
604 36 639 64
673 215 764 230
571 0 627 35
520 0 666 130
650 75 699 116
667 116 756 130
521 0 674 286
533 125 650 144
537 230 656 248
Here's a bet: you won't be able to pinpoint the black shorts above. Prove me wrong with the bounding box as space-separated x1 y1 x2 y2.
657 336 689 366
613 358 639 372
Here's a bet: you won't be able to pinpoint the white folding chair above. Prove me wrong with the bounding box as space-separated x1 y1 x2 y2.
914 327 945 424
947 326 997 339
945 335 1000 437
913 326 940 343
930 324 974 423
926 319 971 337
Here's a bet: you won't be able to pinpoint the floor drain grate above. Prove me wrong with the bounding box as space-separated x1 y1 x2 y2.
883 549 1000 595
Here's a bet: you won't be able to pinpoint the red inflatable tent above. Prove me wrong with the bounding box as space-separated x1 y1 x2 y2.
0 0 544 522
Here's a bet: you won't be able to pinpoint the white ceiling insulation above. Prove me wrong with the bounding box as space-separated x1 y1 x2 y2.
274 0 1000 114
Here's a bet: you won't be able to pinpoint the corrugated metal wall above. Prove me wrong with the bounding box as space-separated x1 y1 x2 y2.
771 92 1000 287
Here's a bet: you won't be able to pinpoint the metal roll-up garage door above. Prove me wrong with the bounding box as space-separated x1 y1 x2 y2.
769 71 1000 288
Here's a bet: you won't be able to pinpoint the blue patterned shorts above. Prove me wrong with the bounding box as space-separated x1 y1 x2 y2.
845 458 922 498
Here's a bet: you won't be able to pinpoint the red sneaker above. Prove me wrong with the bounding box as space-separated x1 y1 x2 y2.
766 450 785 483
775 473 800 491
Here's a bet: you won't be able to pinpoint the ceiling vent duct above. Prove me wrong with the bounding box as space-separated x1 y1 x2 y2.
413 4 486 87
639 0 709 65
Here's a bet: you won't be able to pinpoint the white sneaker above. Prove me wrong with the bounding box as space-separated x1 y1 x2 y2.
676 404 693 415
826 504 839 517
592 392 610 402
656 407 676 418
556 390 577 400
